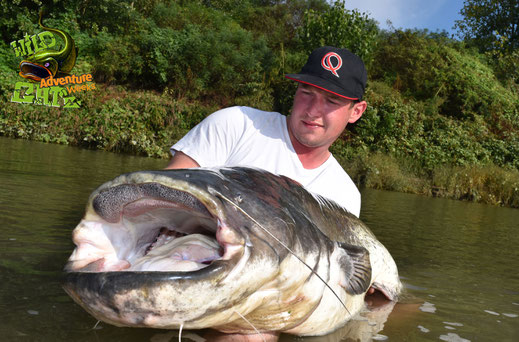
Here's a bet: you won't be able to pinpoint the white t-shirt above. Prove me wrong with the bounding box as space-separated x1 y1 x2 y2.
171 106 361 217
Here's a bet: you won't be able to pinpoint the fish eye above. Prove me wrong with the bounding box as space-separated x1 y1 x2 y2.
44 63 50 67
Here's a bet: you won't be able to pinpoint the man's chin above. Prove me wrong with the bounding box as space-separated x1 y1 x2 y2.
293 131 330 148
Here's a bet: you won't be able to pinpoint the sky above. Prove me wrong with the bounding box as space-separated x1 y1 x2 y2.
344 0 466 36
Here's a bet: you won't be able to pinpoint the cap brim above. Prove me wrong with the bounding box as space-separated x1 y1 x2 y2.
285 74 360 101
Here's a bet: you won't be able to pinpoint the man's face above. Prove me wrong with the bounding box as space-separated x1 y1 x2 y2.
287 84 364 150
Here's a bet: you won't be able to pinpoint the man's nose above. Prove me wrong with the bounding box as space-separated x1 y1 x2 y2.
306 94 325 117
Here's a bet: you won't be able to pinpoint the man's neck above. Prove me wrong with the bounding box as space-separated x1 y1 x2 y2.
290 136 331 169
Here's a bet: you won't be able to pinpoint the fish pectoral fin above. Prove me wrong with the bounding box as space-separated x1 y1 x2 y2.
337 242 372 295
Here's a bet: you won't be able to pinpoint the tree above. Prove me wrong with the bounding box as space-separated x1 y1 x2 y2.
455 0 519 53
298 0 378 66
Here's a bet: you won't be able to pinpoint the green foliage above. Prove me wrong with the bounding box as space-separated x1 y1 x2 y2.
75 0 144 34
226 0 329 50
455 0 519 53
371 30 519 125
341 79 519 173
486 47 519 87
371 30 450 99
66 1 275 107
269 48 307 114
0 0 42 42
0 42 20 101
298 0 379 65
0 84 218 158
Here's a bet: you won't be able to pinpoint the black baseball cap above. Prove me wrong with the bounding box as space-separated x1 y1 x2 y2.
286 46 367 101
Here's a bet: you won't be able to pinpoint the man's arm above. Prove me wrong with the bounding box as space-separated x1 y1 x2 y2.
165 107 246 170
165 151 200 169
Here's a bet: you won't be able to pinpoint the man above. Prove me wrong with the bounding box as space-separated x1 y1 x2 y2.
166 46 367 217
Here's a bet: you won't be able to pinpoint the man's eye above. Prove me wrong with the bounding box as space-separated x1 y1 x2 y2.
327 99 340 105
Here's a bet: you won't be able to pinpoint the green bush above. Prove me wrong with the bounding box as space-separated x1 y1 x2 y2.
298 0 379 65
0 84 218 159
76 2 275 108
371 29 519 123
488 49 519 87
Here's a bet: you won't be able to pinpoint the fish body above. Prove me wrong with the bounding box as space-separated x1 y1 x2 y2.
63 167 402 336
19 12 78 82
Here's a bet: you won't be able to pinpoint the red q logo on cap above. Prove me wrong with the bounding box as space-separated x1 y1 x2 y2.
321 52 342 77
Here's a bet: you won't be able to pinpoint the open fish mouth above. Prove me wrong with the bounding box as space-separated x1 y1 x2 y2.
62 172 256 329
64 181 244 274
19 61 52 81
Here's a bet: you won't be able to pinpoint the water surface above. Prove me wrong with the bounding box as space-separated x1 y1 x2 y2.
0 137 517 341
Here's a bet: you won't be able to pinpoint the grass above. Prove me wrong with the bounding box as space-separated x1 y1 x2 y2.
343 152 519 208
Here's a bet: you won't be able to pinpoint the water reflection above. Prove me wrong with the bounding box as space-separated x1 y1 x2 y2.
0 137 518 341
147 299 397 342
290 300 397 342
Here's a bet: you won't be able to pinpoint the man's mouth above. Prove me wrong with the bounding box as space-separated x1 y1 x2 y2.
302 120 324 128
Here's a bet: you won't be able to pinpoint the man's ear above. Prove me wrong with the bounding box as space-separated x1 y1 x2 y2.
348 101 367 123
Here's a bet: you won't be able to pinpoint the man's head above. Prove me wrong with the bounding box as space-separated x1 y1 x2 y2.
286 46 367 101
286 46 368 152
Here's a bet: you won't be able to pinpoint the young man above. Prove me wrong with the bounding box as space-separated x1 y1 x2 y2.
165 46 367 217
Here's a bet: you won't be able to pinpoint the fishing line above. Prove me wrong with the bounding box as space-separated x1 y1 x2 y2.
215 192 350 315
179 322 183 342
91 320 101 330
233 309 266 342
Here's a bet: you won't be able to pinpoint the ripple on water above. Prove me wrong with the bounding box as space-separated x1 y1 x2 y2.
418 325 430 333
439 332 471 342
484 310 500 316
419 301 437 313
443 322 464 327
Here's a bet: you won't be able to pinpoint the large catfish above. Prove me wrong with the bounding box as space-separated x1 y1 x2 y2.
63 167 402 336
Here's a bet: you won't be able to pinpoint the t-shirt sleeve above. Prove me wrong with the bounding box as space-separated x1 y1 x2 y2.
170 106 245 167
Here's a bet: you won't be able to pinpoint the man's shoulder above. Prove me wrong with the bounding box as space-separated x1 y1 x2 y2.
203 107 286 137
208 106 283 122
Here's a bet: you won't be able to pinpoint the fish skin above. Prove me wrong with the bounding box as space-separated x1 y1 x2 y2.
63 167 402 336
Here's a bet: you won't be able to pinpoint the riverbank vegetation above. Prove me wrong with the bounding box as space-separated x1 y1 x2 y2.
1 0 518 208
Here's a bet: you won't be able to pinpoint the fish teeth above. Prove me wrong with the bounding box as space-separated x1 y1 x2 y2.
144 227 186 255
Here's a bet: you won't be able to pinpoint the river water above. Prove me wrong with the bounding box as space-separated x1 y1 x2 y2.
0 137 517 342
